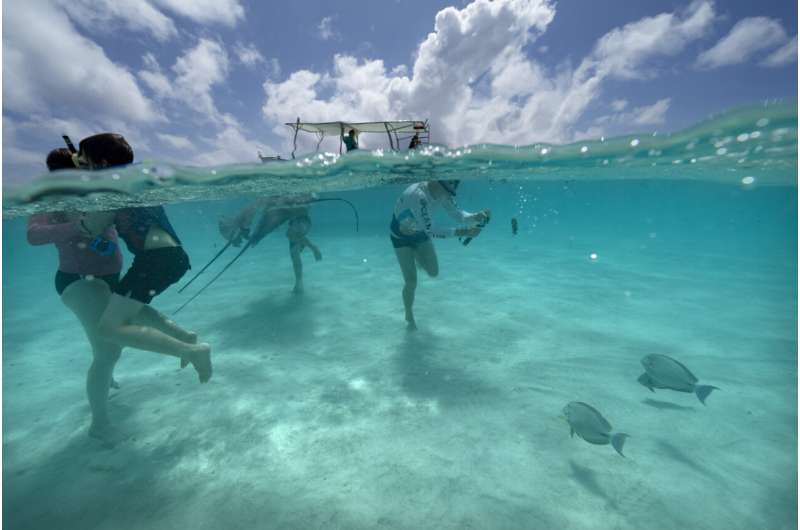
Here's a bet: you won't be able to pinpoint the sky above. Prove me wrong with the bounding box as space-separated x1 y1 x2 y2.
2 0 797 183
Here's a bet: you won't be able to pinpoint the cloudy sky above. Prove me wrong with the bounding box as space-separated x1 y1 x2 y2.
2 0 797 182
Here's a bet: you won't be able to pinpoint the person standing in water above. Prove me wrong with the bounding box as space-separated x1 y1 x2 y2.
72 134 212 383
219 194 321 293
390 180 490 329
27 147 127 443
342 129 359 152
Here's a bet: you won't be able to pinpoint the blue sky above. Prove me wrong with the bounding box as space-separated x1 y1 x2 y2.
2 0 797 183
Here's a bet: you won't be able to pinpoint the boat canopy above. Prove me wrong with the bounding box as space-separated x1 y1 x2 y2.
285 118 430 158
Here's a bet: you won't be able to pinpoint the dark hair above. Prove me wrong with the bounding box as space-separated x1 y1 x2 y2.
79 133 134 168
46 148 75 171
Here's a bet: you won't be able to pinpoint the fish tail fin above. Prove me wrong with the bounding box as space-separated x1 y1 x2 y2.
611 433 629 457
695 385 719 405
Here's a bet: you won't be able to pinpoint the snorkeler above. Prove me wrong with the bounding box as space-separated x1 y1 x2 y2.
72 134 212 384
218 194 321 293
27 147 127 443
390 180 490 330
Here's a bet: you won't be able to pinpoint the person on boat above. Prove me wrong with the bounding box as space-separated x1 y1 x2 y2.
408 133 421 150
72 134 212 386
389 180 490 330
342 129 359 152
27 148 127 443
219 194 321 293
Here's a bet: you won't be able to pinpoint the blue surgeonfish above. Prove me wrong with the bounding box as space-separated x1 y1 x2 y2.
638 354 719 405
563 402 629 457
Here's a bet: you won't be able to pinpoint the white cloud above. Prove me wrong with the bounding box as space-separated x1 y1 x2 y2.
138 53 174 98
761 35 797 67
697 17 788 69
171 38 230 119
192 124 265 166
156 133 194 150
152 0 244 27
262 0 714 149
4 0 160 123
59 0 177 41
318 16 337 40
632 97 671 125
611 99 628 111
235 42 265 68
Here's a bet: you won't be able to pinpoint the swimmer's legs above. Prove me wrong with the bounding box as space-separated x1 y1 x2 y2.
394 246 418 330
60 279 123 440
98 294 212 382
414 239 439 278
290 243 304 294
134 304 198 343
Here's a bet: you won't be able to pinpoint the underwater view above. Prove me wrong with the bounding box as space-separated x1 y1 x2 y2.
3 0 799 528
2 103 798 529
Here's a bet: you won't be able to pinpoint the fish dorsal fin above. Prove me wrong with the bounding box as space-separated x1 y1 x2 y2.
575 402 612 431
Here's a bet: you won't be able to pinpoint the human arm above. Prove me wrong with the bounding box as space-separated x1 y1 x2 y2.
26 214 83 245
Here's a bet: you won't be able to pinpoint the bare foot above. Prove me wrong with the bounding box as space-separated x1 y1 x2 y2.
110 377 121 389
88 422 130 448
187 343 212 383
292 284 304 295
406 315 417 331
179 332 199 368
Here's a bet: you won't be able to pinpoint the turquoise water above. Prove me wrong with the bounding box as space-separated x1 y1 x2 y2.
2 105 798 529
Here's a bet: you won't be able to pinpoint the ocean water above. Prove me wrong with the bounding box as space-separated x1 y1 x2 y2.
2 104 798 530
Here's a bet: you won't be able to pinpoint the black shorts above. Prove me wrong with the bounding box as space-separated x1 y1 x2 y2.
55 270 120 296
116 246 191 303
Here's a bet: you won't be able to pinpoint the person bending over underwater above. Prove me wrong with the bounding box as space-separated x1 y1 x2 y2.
219 194 321 293
73 133 212 384
390 180 489 330
27 148 129 443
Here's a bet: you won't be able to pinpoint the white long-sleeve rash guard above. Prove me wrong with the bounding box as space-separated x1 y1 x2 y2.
392 182 477 239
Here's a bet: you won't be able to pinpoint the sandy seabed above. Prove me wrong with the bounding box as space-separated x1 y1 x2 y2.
3 230 797 530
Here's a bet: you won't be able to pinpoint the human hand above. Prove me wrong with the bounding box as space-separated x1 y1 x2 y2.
312 247 322 261
458 226 481 238
80 211 116 237
474 209 491 225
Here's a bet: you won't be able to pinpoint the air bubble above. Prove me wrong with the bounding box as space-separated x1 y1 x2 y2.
540 147 549 155
580 146 588 153
630 139 640 147
756 118 769 127
589 253 598 261
736 133 749 142
602 159 609 165
148 289 157 297
86 274 95 281
111 173 120 180
742 176 755 185
716 148 727 156
749 131 761 139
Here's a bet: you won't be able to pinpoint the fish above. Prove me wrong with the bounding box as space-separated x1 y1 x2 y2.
638 354 719 405
563 401 629 457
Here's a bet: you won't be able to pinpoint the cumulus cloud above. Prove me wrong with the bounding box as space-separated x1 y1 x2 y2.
57 0 244 42
160 38 230 119
235 42 265 68
4 0 160 123
632 98 671 125
156 133 194 150
761 35 797 67
697 17 788 69
318 16 337 40
262 0 714 149
611 99 628 111
152 0 244 27
61 0 177 41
